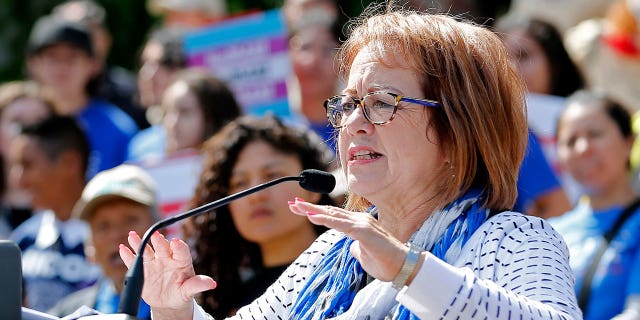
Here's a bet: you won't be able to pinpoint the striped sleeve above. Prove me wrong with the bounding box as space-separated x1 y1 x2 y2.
398 213 582 319
230 230 344 319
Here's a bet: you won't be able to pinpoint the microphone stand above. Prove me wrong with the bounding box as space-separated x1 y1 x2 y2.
118 175 302 317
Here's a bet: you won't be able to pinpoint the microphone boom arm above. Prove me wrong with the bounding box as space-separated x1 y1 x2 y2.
118 175 301 316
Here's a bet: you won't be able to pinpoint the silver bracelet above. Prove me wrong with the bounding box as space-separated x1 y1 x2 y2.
392 243 422 291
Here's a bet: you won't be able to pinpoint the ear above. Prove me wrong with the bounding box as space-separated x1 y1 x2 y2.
89 57 102 78
626 134 637 162
628 135 640 166
103 32 113 54
626 134 636 149
84 238 96 264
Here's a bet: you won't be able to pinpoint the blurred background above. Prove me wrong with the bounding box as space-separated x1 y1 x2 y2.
0 0 513 82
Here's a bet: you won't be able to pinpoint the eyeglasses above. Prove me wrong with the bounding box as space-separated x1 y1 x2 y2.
323 91 441 128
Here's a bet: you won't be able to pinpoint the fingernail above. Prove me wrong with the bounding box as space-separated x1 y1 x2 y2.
295 197 306 202
288 200 295 205
306 211 317 216
153 231 161 236
128 231 136 236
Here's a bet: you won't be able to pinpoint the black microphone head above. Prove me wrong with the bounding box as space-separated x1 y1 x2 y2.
299 169 336 194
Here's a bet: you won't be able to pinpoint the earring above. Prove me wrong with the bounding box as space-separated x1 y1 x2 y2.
444 160 453 169
445 160 455 179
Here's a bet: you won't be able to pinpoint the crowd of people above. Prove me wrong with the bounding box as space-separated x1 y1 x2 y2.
0 0 639 319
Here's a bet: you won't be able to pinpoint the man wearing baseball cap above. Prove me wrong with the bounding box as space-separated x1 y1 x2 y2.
26 14 138 179
48 164 159 319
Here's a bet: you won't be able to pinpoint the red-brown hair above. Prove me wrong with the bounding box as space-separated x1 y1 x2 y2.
338 9 528 211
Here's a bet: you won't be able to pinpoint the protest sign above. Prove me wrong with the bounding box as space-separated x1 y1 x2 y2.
184 9 292 118
135 150 203 238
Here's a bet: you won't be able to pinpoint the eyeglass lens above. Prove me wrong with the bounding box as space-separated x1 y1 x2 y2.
326 92 397 127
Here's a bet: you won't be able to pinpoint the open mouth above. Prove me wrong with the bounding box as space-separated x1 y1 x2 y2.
351 149 382 160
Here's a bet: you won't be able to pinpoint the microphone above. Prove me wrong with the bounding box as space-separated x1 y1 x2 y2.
0 241 21 320
118 169 335 317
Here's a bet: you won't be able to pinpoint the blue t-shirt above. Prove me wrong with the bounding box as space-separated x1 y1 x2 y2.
549 200 640 319
125 124 167 163
515 132 562 211
95 279 151 319
77 98 138 179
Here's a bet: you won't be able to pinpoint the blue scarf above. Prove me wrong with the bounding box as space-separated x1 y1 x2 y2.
290 190 489 319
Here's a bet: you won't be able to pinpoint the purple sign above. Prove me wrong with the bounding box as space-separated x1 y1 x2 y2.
184 9 292 117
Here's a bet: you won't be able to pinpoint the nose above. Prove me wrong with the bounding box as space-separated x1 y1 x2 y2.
110 225 129 243
11 165 27 189
574 136 590 155
296 48 320 67
343 104 374 136
245 188 269 205
244 178 270 203
139 62 159 80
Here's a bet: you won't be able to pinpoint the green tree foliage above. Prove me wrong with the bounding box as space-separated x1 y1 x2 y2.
0 0 57 82
0 0 373 82
0 0 154 82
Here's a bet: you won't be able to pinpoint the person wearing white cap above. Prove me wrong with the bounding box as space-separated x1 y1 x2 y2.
48 164 159 319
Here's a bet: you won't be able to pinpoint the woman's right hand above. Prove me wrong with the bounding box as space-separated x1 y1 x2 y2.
119 231 217 320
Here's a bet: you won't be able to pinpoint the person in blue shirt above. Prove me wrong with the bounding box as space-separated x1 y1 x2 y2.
48 164 160 319
515 131 571 218
9 116 101 311
549 89 640 319
126 27 187 163
26 15 138 179
285 0 343 154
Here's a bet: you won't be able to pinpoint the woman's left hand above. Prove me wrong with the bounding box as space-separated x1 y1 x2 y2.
289 198 409 282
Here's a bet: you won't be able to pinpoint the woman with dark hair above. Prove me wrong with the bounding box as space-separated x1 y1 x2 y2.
130 68 242 162
496 17 584 97
550 90 640 320
496 17 584 218
187 115 334 318
162 69 242 155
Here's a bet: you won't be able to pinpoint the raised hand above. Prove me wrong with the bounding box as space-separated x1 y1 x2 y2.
119 231 217 320
288 198 411 283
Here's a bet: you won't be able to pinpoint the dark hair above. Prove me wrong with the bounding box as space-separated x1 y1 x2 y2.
189 115 334 318
559 89 632 138
169 69 242 140
19 115 91 178
495 17 584 97
0 81 57 198
140 27 187 70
